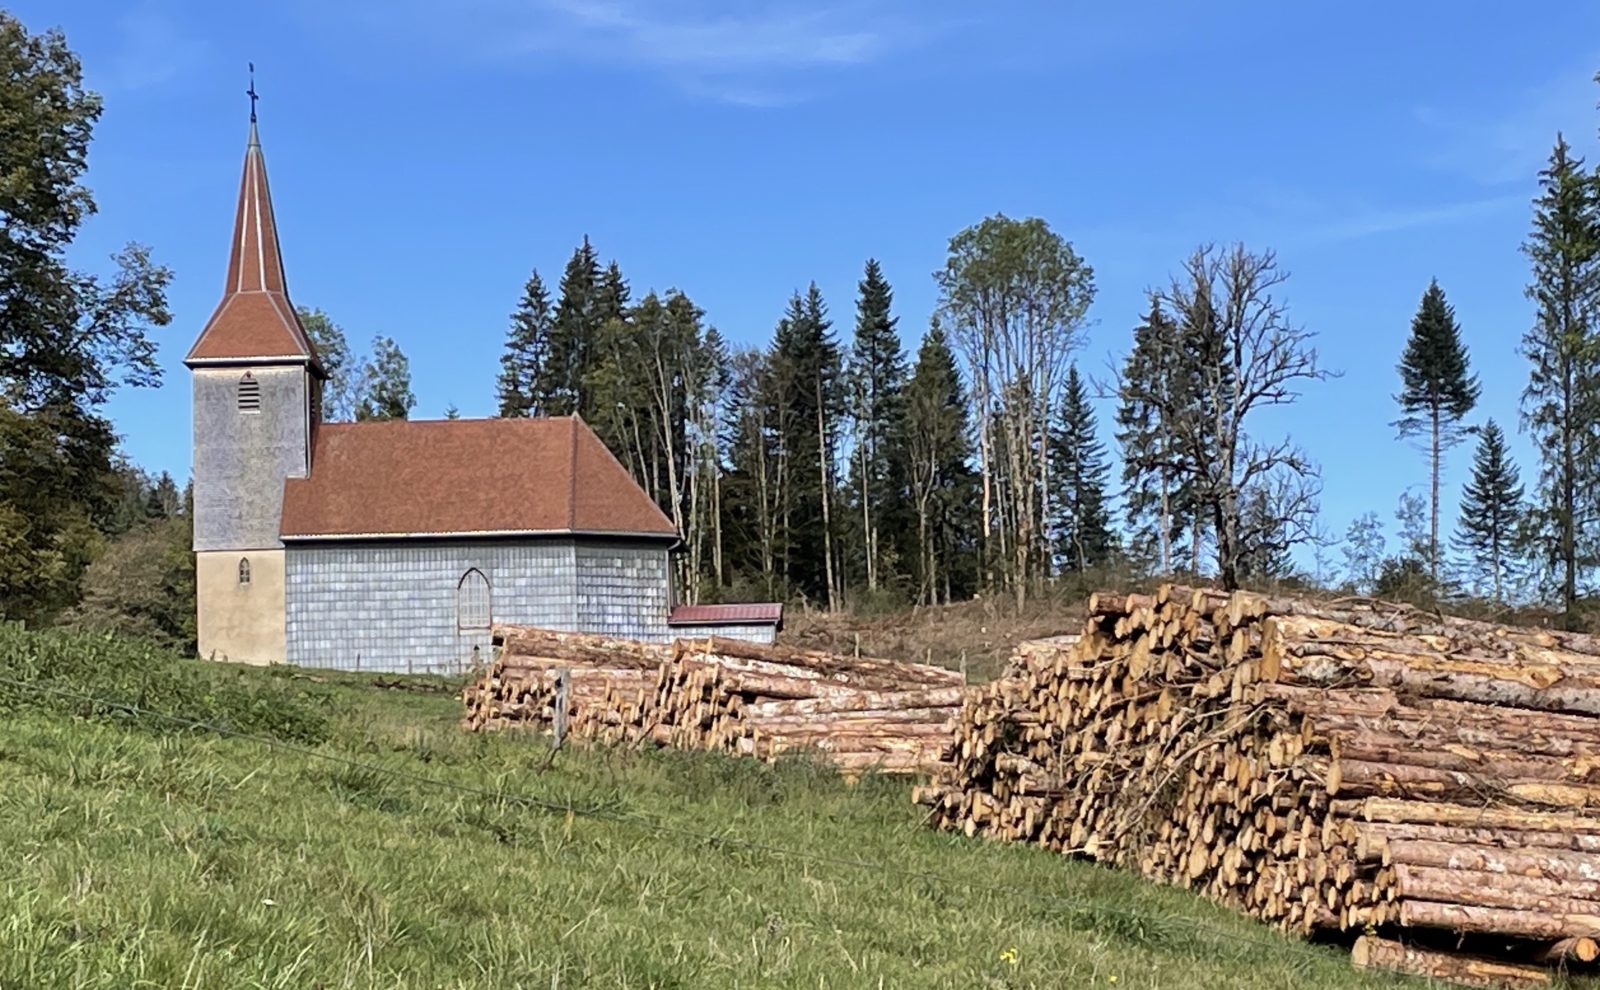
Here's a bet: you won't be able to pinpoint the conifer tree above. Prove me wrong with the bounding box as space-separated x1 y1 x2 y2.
845 259 907 592
355 336 415 421
903 319 979 604
144 471 181 519
1048 365 1114 572
595 261 630 329
541 237 601 416
1454 419 1524 603
1521 135 1600 618
1394 278 1478 586
1116 299 1199 573
766 284 843 606
496 269 552 417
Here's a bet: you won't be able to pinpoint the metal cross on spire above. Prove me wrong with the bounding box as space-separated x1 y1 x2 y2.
247 62 258 123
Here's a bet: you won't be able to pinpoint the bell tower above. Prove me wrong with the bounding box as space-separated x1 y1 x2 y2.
184 107 323 664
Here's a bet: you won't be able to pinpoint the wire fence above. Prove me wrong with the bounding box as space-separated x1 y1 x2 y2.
0 670 1392 973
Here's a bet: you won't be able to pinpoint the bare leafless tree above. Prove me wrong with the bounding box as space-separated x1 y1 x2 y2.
1121 244 1332 590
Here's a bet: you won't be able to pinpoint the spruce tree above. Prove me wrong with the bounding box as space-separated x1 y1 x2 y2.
355 336 415 421
1521 135 1600 618
846 259 907 592
542 237 601 416
766 284 842 605
496 269 552 417
903 319 978 604
1049 365 1114 572
1116 299 1199 573
1454 419 1524 603
1394 278 1478 586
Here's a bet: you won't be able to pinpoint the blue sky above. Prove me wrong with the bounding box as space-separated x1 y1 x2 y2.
16 0 1600 570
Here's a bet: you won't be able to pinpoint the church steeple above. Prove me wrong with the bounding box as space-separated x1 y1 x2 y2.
184 106 321 372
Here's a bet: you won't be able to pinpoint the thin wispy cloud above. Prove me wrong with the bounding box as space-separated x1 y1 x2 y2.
326 0 945 106
1302 194 1526 243
1415 59 1600 185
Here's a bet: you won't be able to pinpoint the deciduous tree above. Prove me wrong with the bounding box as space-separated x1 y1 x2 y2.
936 215 1095 605
1120 245 1329 591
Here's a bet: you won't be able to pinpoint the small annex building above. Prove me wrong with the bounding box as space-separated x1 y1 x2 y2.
186 117 780 672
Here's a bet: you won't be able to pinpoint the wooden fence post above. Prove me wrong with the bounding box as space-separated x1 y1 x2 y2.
552 666 571 750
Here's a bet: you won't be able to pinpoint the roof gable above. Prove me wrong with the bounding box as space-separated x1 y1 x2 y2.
280 416 677 540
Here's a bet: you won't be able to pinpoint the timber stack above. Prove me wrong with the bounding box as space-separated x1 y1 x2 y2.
916 586 1600 988
463 626 965 775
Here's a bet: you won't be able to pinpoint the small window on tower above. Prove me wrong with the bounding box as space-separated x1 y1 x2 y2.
238 373 261 413
238 557 252 586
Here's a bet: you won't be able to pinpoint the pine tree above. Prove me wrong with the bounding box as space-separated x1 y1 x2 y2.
1454 419 1525 603
1048 365 1114 572
1394 278 1478 586
496 269 552 417
1521 135 1600 619
355 336 415 421
541 237 601 416
845 259 907 593
903 319 979 604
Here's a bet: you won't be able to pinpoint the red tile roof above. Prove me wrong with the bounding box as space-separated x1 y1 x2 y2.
280 416 678 540
185 121 321 371
668 603 784 627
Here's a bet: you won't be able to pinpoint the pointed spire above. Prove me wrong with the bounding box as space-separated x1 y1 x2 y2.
185 79 321 372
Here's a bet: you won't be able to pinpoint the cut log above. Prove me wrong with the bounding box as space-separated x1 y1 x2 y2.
1351 935 1551 989
1400 900 1600 940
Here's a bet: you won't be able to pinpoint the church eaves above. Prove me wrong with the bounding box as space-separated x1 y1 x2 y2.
184 120 322 372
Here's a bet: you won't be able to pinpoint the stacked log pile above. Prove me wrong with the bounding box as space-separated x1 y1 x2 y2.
917 587 1600 988
463 626 966 775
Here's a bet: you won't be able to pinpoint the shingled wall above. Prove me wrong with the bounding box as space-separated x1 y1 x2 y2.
284 539 674 672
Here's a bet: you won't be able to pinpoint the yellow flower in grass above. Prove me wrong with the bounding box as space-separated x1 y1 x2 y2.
999 947 1019 968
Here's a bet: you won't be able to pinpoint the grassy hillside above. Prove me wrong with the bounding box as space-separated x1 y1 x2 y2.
0 635 1435 988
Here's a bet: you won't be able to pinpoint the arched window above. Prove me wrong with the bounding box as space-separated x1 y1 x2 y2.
238 557 252 586
457 568 491 630
238 373 261 413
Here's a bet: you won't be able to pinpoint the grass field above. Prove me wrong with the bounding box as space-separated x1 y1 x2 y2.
0 638 1451 989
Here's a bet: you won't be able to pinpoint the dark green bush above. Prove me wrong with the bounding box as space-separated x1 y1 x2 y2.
0 624 331 745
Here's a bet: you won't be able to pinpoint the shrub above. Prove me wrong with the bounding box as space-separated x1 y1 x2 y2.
0 624 331 745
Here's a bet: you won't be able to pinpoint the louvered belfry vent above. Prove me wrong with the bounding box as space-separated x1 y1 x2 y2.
238 374 261 412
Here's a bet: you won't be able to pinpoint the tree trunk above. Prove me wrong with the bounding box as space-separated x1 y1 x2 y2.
1430 400 1441 587
817 378 838 612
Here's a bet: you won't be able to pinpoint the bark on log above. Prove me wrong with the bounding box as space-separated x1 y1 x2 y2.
1351 935 1551 988
1400 900 1600 940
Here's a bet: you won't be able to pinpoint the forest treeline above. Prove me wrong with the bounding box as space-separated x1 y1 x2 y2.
2 12 1598 650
